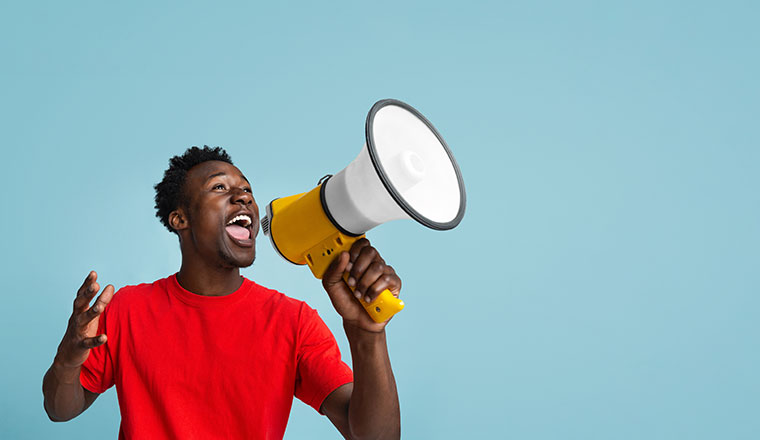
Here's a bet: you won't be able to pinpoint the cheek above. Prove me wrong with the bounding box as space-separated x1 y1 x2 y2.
191 206 222 237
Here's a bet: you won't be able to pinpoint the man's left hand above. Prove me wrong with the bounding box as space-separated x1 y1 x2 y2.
322 238 401 333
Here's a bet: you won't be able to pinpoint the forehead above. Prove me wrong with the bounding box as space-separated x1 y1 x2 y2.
185 161 248 187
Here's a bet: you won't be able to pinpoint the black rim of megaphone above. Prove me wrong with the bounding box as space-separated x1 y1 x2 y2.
365 99 467 230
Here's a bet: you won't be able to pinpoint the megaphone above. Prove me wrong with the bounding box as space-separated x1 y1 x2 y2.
261 99 466 322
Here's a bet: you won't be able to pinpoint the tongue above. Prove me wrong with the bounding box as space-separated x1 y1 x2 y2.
226 225 251 240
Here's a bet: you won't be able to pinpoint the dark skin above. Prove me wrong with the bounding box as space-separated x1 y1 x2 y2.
43 161 401 439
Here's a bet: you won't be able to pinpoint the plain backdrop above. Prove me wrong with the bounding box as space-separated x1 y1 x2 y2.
1 1 758 439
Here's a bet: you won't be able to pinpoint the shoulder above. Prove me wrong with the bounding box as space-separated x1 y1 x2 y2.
246 281 340 354
244 278 317 322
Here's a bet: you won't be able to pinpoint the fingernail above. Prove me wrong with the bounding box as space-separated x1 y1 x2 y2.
346 263 353 271
364 296 372 303
347 277 355 287
89 285 95 292
354 291 362 299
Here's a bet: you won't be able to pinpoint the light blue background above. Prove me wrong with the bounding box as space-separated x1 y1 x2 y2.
1 1 758 439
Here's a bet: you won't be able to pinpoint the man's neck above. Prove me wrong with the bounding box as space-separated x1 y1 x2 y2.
176 262 243 297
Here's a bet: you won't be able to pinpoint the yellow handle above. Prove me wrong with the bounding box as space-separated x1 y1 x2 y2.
342 273 405 323
364 289 405 323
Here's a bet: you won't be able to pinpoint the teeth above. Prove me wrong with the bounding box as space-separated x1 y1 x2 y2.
227 214 252 227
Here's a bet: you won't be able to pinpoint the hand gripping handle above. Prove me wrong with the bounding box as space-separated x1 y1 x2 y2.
305 231 405 323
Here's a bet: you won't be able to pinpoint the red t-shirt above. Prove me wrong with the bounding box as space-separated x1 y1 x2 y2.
80 275 353 440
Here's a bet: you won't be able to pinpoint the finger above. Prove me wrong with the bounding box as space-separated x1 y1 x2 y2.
74 270 99 309
349 245 381 293
345 238 372 288
77 271 96 295
74 280 101 311
322 252 350 287
384 265 401 296
356 260 388 303
321 252 366 317
363 274 402 305
77 285 114 326
94 284 115 309
80 334 107 349
361 263 401 303
347 237 372 262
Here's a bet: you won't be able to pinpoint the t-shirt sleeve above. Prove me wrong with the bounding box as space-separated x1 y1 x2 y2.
294 305 354 413
79 301 115 394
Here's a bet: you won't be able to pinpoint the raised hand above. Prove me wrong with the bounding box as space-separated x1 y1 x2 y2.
55 271 115 369
322 238 401 333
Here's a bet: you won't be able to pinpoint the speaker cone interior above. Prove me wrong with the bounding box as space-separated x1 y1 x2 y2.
324 99 466 235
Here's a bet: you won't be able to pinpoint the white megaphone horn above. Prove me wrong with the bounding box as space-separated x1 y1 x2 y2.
261 99 466 322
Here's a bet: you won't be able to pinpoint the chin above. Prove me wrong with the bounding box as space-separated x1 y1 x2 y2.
218 249 256 269
238 255 256 268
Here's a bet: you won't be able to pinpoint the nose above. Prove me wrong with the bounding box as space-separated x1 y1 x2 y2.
231 188 254 206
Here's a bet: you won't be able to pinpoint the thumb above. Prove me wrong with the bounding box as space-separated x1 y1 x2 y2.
322 252 350 288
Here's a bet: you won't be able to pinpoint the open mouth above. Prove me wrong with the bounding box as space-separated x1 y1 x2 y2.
225 214 255 246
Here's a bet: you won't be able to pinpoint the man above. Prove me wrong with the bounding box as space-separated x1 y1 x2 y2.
42 146 402 439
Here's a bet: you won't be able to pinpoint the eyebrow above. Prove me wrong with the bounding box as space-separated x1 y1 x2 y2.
205 172 250 185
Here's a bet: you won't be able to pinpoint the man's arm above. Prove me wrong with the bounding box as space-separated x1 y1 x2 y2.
42 271 114 421
43 363 100 421
321 239 402 440
321 328 400 440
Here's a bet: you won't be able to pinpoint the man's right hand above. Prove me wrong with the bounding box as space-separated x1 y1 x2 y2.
55 271 115 369
44 271 114 421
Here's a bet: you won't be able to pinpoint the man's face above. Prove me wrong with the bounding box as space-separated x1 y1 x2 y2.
178 160 259 268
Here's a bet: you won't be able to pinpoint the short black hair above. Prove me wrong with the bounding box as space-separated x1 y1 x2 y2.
154 145 233 233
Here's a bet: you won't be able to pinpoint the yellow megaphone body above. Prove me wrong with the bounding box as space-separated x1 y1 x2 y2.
261 99 466 323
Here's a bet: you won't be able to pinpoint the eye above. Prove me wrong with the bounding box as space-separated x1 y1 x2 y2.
212 183 226 190
243 187 252 193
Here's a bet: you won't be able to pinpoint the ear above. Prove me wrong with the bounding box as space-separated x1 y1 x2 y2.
169 209 189 231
